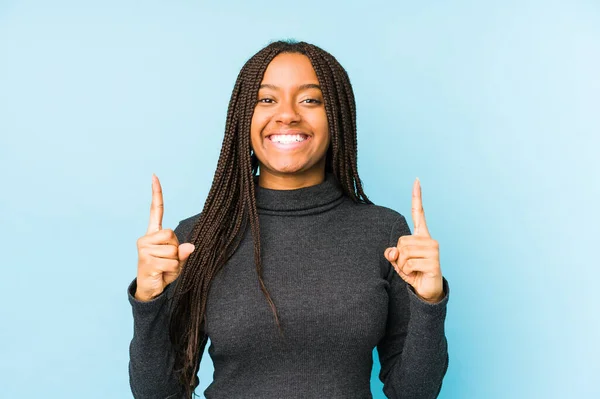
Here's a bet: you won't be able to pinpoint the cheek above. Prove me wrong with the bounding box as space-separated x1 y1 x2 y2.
310 111 330 145
322 119 330 142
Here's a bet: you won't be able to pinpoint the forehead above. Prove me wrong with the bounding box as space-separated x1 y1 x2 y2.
260 53 319 85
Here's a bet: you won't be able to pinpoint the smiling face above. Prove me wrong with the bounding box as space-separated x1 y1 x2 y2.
250 52 330 189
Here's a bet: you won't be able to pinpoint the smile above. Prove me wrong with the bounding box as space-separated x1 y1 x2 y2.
266 134 311 150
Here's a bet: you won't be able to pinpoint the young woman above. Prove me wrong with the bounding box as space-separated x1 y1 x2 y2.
128 40 449 399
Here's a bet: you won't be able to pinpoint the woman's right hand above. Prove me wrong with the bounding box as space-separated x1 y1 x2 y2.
134 174 195 302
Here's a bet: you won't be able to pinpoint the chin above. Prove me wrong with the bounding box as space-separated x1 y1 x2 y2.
262 159 314 175
271 164 306 174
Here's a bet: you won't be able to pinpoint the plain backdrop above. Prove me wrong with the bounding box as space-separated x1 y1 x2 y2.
1 1 599 398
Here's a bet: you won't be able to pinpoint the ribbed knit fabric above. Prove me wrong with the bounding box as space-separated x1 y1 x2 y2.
128 173 449 398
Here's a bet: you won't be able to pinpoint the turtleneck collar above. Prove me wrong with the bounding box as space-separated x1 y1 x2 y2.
254 172 346 216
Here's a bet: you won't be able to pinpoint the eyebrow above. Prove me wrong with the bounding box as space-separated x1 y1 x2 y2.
259 83 322 91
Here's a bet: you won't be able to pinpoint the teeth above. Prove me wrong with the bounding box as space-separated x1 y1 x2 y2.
270 134 307 144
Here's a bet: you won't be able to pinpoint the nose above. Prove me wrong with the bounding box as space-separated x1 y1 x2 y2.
275 100 301 125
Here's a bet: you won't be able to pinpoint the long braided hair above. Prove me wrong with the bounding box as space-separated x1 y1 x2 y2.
169 40 372 397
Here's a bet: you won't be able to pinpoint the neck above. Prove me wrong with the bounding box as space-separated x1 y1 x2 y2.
257 168 326 190
253 172 345 215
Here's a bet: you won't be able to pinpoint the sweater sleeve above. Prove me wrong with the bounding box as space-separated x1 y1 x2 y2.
376 215 449 399
127 221 208 399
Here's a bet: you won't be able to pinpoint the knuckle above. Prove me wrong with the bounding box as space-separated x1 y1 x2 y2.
138 246 149 257
148 269 162 278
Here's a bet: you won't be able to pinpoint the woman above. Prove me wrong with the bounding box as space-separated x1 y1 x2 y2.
128 40 449 399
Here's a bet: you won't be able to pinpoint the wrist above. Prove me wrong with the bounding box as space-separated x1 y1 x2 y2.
134 291 152 302
134 288 161 302
416 291 444 304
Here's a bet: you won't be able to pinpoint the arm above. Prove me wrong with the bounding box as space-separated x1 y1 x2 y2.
377 215 449 399
128 221 207 399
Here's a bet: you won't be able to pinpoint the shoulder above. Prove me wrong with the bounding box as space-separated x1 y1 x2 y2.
342 198 407 227
338 198 411 240
179 212 202 227
174 212 202 243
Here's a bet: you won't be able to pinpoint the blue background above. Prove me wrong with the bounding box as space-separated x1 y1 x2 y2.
1 1 598 398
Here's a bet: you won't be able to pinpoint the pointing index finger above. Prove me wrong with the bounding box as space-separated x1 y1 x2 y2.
147 174 164 234
411 177 430 237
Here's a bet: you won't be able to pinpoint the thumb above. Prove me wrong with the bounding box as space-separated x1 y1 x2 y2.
384 247 398 262
178 243 195 264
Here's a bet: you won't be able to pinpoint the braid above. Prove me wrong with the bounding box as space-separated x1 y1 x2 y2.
169 40 372 398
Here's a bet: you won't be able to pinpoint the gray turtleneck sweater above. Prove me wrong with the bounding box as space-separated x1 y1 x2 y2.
128 173 449 398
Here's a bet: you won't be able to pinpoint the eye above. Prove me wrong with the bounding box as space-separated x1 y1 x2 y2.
302 98 322 105
258 97 275 104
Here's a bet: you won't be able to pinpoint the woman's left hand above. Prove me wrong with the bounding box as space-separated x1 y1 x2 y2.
384 178 444 303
